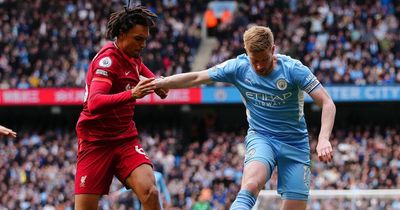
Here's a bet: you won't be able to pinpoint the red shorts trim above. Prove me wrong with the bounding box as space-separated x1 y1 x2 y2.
75 138 152 195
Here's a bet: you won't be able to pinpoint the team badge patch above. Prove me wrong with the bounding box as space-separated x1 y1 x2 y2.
276 79 287 90
99 57 112 68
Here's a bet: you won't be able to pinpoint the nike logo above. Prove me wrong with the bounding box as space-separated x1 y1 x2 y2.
125 71 130 76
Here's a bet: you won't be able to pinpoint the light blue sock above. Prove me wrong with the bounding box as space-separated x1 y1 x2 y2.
230 190 257 210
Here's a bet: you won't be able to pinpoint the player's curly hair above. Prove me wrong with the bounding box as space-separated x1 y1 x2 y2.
106 6 157 40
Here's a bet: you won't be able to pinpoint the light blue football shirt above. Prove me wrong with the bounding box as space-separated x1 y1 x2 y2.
208 54 321 145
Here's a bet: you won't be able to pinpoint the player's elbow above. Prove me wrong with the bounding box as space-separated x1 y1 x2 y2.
87 96 102 114
87 102 99 114
192 72 210 87
324 99 336 114
191 77 203 87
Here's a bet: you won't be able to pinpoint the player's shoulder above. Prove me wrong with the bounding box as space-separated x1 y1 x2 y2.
212 53 247 71
276 54 300 65
92 43 122 71
94 45 121 63
276 54 304 71
236 53 250 63
234 53 252 68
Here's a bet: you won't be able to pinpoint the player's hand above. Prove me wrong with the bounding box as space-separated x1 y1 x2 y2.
0 125 17 138
131 78 156 99
155 88 169 99
316 138 333 163
153 76 169 99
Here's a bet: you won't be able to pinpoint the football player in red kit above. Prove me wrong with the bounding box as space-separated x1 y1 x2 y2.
75 6 167 210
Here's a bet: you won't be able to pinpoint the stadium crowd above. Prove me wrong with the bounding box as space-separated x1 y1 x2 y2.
1 0 400 210
1 124 399 209
0 1 399 89
0 0 203 89
206 0 400 85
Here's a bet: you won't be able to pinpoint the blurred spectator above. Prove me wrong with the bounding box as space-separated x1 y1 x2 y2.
192 188 212 210
207 0 400 86
205 8 218 36
1 123 399 209
2 1 399 88
0 0 203 88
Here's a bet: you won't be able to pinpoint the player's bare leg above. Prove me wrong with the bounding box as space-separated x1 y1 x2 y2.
74 194 101 210
230 161 269 209
281 200 307 210
241 161 268 195
125 164 161 210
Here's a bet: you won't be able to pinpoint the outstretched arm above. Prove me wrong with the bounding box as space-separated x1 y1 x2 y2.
155 70 213 89
309 86 336 163
87 78 155 114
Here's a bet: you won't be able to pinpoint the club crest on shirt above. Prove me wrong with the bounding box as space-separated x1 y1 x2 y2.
99 57 112 68
276 79 287 90
80 175 87 187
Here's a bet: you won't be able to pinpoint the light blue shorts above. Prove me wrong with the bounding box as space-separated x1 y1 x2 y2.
244 131 311 200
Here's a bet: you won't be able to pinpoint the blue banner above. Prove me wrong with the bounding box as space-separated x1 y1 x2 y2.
201 86 400 103
322 86 400 102
202 86 241 103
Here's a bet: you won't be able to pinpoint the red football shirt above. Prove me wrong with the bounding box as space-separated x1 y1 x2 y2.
76 42 155 141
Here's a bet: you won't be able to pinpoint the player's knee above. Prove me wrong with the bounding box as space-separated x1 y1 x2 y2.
142 184 159 203
242 180 263 195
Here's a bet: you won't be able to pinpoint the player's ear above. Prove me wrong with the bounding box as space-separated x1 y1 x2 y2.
118 30 126 39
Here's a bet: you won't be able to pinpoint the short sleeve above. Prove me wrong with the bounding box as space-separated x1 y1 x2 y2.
291 61 321 93
207 59 237 84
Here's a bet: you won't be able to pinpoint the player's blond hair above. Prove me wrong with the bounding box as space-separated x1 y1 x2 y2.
243 26 274 52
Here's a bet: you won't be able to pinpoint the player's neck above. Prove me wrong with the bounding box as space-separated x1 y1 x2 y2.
263 56 277 76
270 56 277 72
113 41 119 49
113 40 131 59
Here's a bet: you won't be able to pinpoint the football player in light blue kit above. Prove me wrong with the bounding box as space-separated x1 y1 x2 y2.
155 25 336 210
